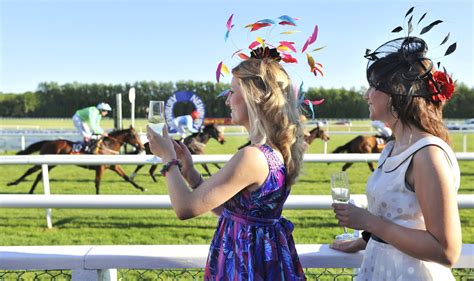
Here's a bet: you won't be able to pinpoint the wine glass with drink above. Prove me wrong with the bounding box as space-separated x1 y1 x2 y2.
148 101 165 134
331 171 354 240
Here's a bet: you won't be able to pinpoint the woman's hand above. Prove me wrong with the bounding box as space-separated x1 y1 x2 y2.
147 125 177 162
172 140 195 176
330 238 366 253
332 203 378 231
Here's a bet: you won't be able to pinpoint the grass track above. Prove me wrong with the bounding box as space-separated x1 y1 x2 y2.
0 119 472 247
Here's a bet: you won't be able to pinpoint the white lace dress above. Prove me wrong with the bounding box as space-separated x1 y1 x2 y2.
357 136 460 281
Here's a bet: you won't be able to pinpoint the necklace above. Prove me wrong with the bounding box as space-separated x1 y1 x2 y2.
392 131 413 155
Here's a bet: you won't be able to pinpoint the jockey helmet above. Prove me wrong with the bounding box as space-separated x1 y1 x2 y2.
97 102 112 111
190 110 200 120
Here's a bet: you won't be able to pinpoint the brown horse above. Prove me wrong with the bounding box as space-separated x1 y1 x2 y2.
238 125 329 150
332 134 392 171
130 124 225 181
304 125 330 144
7 127 146 194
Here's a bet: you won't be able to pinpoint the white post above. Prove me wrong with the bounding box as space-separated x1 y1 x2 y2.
129 88 136 128
324 141 328 154
41 164 53 229
131 102 135 128
99 269 117 281
463 134 467 153
115 93 123 130
21 135 26 150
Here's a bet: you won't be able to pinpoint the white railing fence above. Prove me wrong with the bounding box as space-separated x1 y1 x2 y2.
1 244 472 281
1 154 473 280
2 152 473 165
2 153 474 228
1 129 473 152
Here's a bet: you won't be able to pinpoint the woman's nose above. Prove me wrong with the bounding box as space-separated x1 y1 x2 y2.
363 89 370 101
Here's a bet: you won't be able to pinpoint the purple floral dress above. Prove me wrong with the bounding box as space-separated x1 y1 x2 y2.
204 144 305 281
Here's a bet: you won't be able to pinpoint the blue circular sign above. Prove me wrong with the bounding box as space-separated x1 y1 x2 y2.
164 91 206 133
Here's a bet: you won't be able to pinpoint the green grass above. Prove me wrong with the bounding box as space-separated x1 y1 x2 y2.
2 117 464 132
0 120 472 247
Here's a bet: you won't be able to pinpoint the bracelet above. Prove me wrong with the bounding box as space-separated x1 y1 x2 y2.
190 175 204 190
361 231 371 243
160 159 182 176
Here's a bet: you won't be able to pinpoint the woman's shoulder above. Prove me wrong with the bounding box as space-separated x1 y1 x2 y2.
236 145 268 164
411 136 457 164
410 136 460 190
379 136 454 171
409 136 455 158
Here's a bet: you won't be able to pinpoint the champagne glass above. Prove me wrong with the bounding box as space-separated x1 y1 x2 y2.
148 101 165 134
331 171 354 240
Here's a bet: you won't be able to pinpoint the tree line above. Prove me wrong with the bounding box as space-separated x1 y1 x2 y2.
0 81 473 118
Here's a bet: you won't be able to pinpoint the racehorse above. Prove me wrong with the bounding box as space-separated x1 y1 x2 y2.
130 124 225 181
7 127 146 194
238 125 330 150
304 125 330 144
332 134 392 171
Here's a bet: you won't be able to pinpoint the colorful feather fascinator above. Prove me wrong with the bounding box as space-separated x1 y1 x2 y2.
216 14 325 83
365 7 456 102
217 14 326 119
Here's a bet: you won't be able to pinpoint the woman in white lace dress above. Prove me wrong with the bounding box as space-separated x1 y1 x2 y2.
330 23 461 280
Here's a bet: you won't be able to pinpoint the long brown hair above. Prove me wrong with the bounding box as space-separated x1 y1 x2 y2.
232 58 305 186
367 45 451 143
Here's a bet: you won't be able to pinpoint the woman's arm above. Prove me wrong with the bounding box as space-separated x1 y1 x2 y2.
330 237 366 253
164 145 269 219
147 126 269 220
373 145 461 266
336 145 461 266
171 140 224 217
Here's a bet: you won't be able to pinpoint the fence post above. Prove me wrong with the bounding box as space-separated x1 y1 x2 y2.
115 93 123 131
72 269 99 281
41 164 53 229
21 135 26 150
463 134 467 152
99 269 117 281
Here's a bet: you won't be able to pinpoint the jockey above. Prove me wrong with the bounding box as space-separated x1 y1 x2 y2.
72 102 112 152
171 110 200 139
371 120 392 139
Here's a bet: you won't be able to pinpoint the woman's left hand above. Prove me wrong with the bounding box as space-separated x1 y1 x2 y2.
147 125 177 162
332 203 376 230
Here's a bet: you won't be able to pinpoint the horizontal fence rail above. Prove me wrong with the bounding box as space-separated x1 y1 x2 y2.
1 154 473 229
1 128 472 152
1 244 472 281
1 153 474 165
1 194 474 209
1 244 472 269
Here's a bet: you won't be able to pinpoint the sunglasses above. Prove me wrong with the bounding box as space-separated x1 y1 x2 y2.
217 89 234 98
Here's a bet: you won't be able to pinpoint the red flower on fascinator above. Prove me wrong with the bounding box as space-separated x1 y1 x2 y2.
427 71 455 102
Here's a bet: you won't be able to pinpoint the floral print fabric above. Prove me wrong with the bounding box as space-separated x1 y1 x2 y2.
204 144 305 280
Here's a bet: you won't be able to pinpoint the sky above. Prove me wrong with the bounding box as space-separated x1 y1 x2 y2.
0 0 472 94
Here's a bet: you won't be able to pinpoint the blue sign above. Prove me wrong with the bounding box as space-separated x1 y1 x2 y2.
164 91 206 133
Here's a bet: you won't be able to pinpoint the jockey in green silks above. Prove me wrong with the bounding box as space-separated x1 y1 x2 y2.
72 103 112 152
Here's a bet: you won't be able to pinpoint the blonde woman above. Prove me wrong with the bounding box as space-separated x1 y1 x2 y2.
147 56 306 280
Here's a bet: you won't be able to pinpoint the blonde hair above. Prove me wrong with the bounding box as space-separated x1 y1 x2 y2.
232 58 305 186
